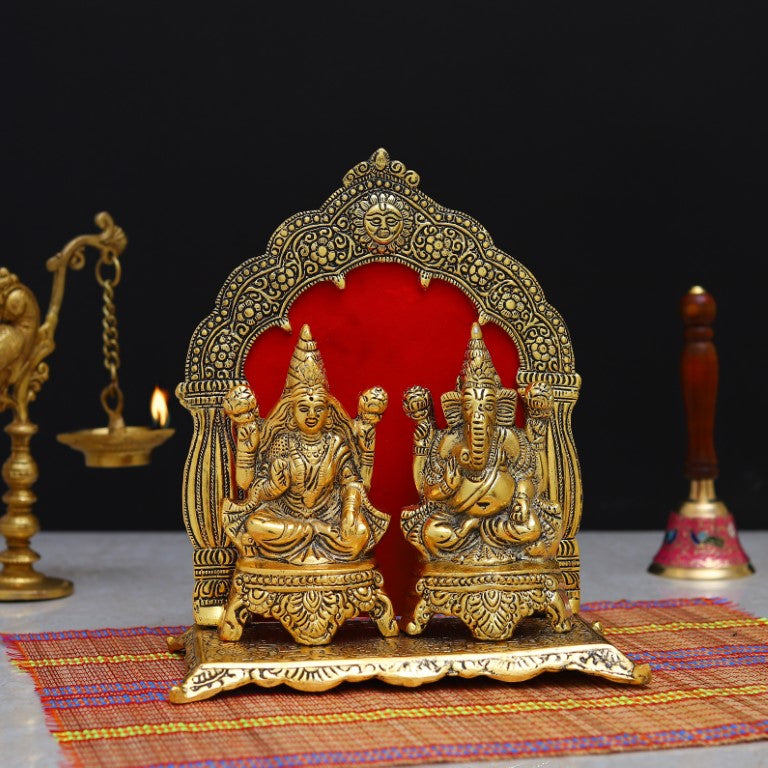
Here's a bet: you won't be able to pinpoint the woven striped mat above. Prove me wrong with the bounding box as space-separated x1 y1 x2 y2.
3 597 768 767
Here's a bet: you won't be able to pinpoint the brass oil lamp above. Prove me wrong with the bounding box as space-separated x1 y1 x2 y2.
56 243 173 466
0 213 173 601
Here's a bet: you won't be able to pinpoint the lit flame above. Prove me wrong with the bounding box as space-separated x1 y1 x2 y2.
150 386 170 427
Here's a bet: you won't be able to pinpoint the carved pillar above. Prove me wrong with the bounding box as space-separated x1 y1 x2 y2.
518 369 582 611
177 379 244 625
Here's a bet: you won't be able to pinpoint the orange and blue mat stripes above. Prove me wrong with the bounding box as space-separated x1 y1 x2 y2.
3 598 768 767
31 643 768 711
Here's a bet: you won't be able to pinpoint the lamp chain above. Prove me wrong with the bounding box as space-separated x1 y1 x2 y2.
95 252 124 426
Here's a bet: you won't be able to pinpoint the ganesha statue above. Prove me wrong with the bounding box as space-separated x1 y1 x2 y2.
401 323 572 640
217 324 397 645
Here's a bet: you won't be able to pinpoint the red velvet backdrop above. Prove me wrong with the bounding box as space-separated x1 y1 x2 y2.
244 262 520 612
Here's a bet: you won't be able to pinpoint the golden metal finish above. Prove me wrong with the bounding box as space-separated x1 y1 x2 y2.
56 426 175 468
649 480 755 580
402 323 572 639
171 149 648 701
677 478 728 519
56 232 174 466
648 562 755 580
167 615 651 703
216 325 396 645
178 148 583 625
0 213 128 600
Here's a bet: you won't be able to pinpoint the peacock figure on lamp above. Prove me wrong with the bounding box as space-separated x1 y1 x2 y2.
402 323 572 640
216 324 397 646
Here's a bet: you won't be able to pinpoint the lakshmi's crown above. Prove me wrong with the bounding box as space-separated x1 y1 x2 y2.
282 324 329 397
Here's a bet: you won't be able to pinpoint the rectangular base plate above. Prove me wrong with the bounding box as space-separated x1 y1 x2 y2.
168 615 650 702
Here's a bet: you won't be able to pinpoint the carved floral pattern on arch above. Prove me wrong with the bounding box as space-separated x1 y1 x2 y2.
411 222 473 268
196 225 362 378
234 290 269 328
488 281 532 325
296 227 357 275
525 327 559 369
185 149 577 381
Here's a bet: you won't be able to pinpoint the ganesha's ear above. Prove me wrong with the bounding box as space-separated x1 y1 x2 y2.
497 388 518 428
441 390 462 428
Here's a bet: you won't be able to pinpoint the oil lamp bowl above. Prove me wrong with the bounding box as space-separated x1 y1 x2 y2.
57 425 174 467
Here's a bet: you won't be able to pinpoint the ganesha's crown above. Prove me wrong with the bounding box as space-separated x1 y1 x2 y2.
458 323 502 390
282 324 329 397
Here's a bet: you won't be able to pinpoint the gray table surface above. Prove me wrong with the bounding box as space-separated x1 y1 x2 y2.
2 531 767 767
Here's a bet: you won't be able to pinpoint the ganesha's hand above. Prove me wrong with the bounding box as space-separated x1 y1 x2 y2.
403 386 434 424
340 505 364 536
358 386 388 424
510 493 530 524
444 453 463 491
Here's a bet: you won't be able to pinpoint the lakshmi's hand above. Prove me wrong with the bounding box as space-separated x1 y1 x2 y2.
268 458 290 491
358 386 388 423
223 384 259 424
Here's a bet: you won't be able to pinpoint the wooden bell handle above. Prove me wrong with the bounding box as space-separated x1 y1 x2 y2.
681 286 718 480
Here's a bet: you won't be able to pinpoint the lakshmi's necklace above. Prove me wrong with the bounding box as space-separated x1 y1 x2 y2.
293 432 329 463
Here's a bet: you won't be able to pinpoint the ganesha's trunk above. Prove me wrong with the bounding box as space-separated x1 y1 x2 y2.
461 417 491 472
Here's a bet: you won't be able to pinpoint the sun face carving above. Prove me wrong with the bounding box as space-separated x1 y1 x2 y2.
364 202 403 245
353 193 412 254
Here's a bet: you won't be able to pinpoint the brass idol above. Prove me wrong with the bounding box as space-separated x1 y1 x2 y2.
402 323 572 639
216 324 397 645
169 148 651 702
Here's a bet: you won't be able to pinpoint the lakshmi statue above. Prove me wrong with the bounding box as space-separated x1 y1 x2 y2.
218 324 397 645
401 322 572 640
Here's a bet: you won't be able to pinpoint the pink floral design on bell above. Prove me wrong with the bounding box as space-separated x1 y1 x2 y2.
649 287 754 579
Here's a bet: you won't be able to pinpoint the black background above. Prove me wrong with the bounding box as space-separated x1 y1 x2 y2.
3 2 766 532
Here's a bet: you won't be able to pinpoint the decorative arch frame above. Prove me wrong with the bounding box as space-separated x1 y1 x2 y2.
178 149 583 626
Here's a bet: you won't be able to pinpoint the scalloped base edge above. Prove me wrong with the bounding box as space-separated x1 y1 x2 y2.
167 614 650 703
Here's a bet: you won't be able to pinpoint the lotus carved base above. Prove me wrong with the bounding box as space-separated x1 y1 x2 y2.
403 565 573 640
219 560 398 646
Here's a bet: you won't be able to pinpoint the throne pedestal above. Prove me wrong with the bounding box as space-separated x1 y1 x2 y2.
219 559 397 646
404 562 572 640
